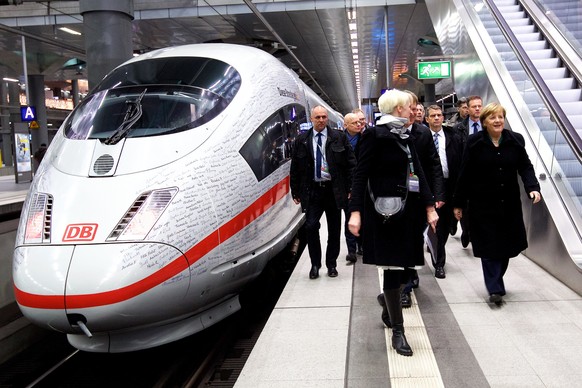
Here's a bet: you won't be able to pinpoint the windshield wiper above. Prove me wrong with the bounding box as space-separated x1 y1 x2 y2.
104 89 147 145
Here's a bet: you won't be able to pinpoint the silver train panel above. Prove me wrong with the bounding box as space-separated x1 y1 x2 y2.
13 43 329 352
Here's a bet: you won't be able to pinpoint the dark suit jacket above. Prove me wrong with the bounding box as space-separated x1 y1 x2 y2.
410 123 445 202
453 116 470 141
438 126 464 201
290 127 356 211
454 117 481 141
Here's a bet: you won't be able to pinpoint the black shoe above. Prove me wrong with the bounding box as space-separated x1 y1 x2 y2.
435 267 446 279
327 267 338 277
489 294 502 305
461 232 470 248
392 325 413 356
346 253 357 263
309 265 319 279
401 292 412 308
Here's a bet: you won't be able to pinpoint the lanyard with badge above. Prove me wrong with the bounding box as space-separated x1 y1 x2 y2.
397 141 419 192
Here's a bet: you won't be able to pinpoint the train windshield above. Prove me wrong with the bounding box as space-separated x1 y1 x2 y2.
63 57 242 140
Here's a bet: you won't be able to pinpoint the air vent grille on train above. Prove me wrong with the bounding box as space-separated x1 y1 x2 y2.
24 193 53 244
93 154 115 175
107 188 178 241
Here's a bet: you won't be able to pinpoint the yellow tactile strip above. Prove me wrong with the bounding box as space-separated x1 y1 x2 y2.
378 269 445 387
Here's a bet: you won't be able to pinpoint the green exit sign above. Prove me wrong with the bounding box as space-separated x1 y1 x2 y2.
417 61 451 79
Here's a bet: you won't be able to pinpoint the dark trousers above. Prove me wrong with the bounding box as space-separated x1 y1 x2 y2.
383 268 413 290
461 205 470 239
481 257 509 295
432 201 453 268
343 208 361 254
305 183 341 269
401 269 418 294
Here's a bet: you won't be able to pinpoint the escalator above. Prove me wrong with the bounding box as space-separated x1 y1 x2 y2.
427 0 582 293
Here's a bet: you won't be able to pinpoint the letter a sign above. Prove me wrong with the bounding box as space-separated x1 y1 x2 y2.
20 106 37 122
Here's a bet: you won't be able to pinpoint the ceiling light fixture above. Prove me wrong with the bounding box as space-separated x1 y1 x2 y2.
59 27 82 36
347 7 361 106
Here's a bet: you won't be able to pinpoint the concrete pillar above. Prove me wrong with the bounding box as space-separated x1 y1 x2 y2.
72 79 80 107
27 74 49 157
0 80 10 167
424 83 436 105
1 82 22 167
80 0 134 90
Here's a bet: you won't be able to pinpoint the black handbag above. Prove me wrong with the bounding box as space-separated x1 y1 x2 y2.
368 183 407 221
368 141 411 222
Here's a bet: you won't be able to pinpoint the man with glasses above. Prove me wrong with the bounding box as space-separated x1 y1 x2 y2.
343 112 364 262
290 106 356 279
352 108 368 132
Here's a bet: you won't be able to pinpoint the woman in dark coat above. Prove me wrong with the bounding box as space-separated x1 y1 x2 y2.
453 102 541 306
348 89 438 356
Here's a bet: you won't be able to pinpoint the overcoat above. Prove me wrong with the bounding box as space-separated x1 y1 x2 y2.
410 122 445 201
349 116 435 268
290 127 356 211
453 129 540 259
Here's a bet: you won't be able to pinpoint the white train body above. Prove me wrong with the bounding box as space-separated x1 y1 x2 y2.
12 44 343 352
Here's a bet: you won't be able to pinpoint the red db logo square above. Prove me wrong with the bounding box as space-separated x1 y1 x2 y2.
63 224 98 242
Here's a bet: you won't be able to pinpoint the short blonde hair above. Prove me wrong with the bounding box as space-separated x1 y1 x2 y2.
480 102 506 128
378 89 411 115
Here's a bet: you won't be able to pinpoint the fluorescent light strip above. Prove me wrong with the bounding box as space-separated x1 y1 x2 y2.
59 27 82 36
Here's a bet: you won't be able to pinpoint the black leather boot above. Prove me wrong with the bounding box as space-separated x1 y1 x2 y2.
384 288 413 356
377 293 391 328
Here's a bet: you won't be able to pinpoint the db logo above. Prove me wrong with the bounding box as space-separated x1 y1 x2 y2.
63 223 98 242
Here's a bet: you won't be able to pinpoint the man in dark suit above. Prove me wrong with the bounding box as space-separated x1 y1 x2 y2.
343 112 363 263
290 105 356 279
397 92 445 307
426 105 464 278
454 95 483 141
453 95 483 247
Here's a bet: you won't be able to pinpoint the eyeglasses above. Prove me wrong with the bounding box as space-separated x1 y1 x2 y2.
314 115 328 119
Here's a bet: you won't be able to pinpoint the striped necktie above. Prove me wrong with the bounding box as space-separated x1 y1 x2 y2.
315 133 323 179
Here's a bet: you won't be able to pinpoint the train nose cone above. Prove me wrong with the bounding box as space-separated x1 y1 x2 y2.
13 243 190 333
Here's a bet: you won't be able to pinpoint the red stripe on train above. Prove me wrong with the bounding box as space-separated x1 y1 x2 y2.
14 176 290 309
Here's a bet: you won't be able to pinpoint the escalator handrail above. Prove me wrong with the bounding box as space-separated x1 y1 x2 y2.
523 0 582 86
485 0 582 163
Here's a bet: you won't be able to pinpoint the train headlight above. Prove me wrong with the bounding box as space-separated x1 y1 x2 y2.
24 193 53 244
108 187 178 240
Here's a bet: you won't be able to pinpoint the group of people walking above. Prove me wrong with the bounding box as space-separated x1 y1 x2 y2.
289 90 542 357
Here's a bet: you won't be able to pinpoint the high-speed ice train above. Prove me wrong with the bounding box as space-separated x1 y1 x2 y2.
12 43 344 352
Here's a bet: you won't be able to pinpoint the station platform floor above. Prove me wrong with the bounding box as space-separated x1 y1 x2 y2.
2 176 582 387
235 218 582 388
0 174 30 215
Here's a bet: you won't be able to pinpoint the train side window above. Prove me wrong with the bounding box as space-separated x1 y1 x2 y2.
240 109 287 182
239 104 308 182
281 104 306 158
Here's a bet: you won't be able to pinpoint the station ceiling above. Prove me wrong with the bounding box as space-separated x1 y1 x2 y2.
0 0 444 116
